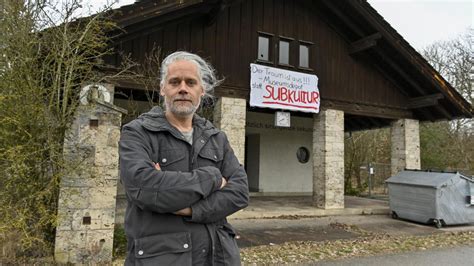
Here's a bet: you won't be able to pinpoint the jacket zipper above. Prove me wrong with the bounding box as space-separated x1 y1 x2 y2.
188 142 194 171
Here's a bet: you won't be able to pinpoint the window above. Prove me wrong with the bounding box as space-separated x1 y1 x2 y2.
256 34 312 69
296 147 310 164
299 44 310 68
279 40 290 65
258 36 270 61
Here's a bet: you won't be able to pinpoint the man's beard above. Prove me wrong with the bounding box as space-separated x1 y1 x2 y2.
164 95 200 117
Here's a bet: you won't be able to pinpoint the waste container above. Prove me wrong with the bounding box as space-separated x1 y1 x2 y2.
386 170 474 228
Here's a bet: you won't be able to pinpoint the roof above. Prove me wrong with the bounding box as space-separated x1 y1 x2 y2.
108 0 473 122
110 0 221 28
314 0 472 120
386 170 471 189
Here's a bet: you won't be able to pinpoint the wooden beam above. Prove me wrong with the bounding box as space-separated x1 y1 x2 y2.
368 58 410 97
321 99 412 119
349 33 382 55
321 0 366 37
374 50 426 95
408 93 444 109
114 2 216 37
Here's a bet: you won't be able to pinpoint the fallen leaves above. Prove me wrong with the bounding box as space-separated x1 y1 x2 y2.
240 228 474 264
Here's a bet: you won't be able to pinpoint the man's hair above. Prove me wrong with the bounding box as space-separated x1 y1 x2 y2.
160 51 222 100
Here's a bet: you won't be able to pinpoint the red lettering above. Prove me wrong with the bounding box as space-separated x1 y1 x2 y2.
301 91 307 104
294 90 299 102
262 86 319 109
280 87 288 102
312 91 319 104
263 85 273 99
288 89 295 103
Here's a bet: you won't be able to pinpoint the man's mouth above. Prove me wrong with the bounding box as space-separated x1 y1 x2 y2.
174 99 192 103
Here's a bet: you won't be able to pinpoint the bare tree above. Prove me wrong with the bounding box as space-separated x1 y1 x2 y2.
421 29 473 174
0 0 123 260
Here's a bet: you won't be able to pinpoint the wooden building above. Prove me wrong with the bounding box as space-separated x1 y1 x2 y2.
104 0 472 210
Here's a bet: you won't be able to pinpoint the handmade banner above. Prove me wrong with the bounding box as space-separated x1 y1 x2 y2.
249 63 320 113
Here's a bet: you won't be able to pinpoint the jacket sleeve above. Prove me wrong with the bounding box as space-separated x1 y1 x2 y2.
187 133 249 223
119 124 223 214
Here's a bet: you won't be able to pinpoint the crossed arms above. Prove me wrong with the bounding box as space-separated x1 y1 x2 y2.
119 125 249 223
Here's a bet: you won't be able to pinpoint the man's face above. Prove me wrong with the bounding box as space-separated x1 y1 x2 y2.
161 60 204 118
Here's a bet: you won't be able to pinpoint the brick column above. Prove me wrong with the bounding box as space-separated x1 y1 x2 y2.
391 118 421 176
55 85 127 264
213 97 246 165
312 109 345 209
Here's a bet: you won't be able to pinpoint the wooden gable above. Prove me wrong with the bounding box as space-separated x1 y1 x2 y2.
104 0 472 131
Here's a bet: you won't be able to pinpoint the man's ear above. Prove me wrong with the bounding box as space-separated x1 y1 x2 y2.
160 86 165 96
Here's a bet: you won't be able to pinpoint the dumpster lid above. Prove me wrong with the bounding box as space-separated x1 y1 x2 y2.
386 170 471 188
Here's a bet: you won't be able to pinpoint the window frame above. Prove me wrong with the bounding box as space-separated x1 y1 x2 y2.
277 36 294 68
298 40 314 71
256 31 274 64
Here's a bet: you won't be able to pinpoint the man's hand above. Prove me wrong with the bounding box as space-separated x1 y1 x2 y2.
174 207 192 216
220 177 227 189
155 163 161 170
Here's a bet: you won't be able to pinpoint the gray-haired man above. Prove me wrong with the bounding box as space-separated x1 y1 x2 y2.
119 51 249 265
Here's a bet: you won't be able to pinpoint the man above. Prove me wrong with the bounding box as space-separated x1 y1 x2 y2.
119 51 249 265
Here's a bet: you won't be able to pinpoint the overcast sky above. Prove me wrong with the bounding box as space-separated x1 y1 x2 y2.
368 0 472 49
88 0 473 50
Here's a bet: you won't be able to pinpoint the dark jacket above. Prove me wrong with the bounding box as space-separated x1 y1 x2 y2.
119 106 249 265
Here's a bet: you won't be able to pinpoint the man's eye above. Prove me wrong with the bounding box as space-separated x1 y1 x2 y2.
186 80 197 86
169 79 180 86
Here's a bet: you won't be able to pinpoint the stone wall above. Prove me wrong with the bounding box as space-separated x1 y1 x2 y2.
312 109 345 209
55 92 126 264
391 118 421 176
213 97 247 165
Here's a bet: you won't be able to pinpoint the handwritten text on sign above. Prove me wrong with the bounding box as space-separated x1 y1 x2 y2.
250 64 320 113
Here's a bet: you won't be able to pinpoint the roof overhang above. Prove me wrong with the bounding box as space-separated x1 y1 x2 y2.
314 0 472 121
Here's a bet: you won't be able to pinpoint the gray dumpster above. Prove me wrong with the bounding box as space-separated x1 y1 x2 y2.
386 170 474 228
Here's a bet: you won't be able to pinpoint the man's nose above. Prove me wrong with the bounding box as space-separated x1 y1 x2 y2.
178 81 189 94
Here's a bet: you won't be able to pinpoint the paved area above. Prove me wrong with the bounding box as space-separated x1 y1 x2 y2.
229 196 390 220
228 196 474 248
232 214 444 248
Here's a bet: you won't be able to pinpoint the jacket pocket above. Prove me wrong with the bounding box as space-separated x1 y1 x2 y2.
216 224 241 266
134 232 192 266
197 148 223 168
158 149 186 170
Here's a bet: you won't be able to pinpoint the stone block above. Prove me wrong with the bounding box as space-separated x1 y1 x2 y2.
55 229 114 264
89 186 118 209
57 186 90 209
71 209 116 231
95 145 119 167
56 209 74 231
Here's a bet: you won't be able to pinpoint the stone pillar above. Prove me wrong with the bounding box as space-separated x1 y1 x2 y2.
391 118 421 176
312 109 345 209
55 84 127 264
213 97 246 165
